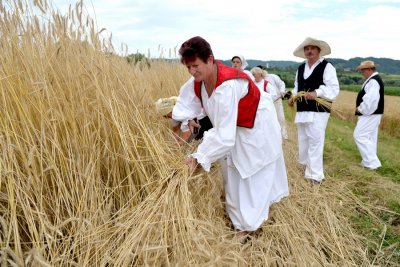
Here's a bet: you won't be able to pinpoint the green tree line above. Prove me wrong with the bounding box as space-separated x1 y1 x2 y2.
126 54 400 96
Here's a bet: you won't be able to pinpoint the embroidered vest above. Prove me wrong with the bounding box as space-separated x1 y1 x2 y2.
355 75 384 115
297 60 331 113
194 61 260 128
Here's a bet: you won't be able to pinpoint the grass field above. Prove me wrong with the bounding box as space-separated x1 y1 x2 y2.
341 85 400 97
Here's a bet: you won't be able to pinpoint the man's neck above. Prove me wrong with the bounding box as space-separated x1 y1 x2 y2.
204 63 217 96
307 57 320 67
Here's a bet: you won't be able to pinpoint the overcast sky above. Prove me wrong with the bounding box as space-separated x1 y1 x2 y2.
52 0 400 62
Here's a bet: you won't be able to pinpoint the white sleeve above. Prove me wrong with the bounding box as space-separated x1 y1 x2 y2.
315 63 340 101
275 75 286 93
267 82 279 101
172 77 203 131
191 79 247 171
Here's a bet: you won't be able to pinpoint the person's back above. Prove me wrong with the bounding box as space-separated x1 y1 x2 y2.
263 70 288 140
265 73 286 95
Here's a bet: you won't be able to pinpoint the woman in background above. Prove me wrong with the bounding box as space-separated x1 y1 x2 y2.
231 54 255 81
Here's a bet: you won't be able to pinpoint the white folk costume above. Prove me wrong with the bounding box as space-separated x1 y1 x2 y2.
253 79 275 95
243 69 255 81
354 68 384 169
173 62 289 231
291 37 339 182
232 54 255 81
292 57 339 182
253 79 284 137
266 73 288 139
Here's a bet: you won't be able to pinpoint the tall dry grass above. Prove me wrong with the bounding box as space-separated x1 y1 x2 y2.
0 0 396 266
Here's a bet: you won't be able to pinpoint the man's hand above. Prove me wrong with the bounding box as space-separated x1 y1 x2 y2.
304 91 317 100
164 111 173 119
184 156 198 175
282 91 292 100
188 119 201 134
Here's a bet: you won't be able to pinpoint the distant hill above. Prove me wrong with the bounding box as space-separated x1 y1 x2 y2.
220 57 400 74
328 57 400 75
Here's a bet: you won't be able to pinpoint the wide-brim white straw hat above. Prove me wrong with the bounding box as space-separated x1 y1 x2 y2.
293 37 331 59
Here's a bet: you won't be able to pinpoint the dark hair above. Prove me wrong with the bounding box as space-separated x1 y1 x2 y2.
231 56 240 62
179 36 213 64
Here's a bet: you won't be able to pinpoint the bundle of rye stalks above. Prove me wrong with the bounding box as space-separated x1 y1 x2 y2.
1 0 396 266
291 91 332 108
291 91 348 120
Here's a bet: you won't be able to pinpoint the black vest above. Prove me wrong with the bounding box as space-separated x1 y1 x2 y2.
355 75 384 115
296 60 331 113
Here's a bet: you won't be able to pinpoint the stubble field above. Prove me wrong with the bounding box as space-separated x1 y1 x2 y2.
332 90 400 137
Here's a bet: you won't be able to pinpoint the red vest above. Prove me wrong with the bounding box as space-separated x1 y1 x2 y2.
263 80 268 92
194 61 260 128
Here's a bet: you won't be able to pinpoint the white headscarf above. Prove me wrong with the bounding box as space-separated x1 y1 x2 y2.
232 54 248 69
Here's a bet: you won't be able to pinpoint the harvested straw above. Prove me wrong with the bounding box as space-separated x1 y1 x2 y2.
291 91 347 120
291 91 332 110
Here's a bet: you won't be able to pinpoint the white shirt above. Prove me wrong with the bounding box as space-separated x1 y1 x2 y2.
172 77 207 132
292 57 340 123
254 79 277 101
173 77 282 178
266 73 286 95
358 72 381 115
243 70 255 81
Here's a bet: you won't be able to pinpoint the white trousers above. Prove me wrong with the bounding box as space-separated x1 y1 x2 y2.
220 154 289 231
297 114 330 181
353 115 382 169
274 99 288 139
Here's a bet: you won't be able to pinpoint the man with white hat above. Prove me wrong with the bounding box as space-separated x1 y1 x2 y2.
353 60 384 170
288 37 340 183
